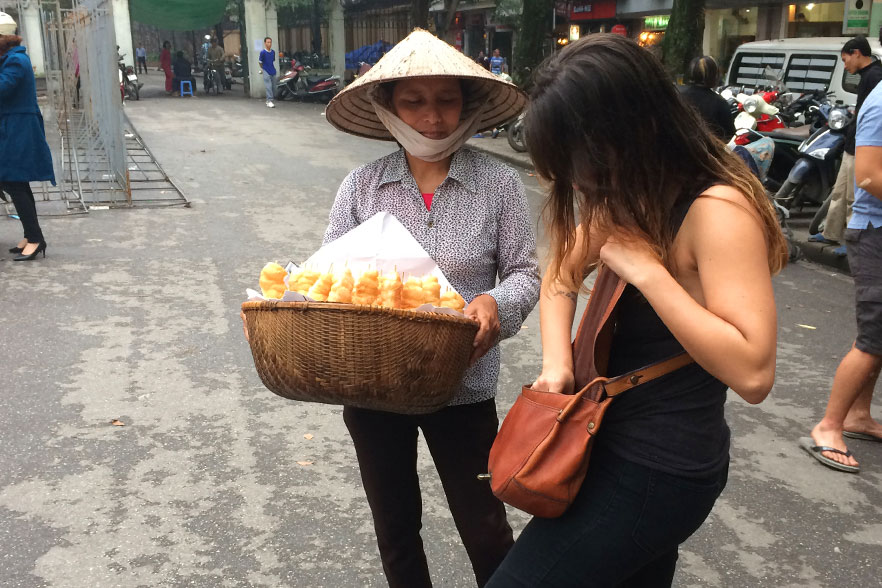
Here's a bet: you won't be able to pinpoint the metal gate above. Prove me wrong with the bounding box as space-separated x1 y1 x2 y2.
1 0 188 215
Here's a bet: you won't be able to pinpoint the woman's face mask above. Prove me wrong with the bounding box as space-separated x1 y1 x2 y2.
371 77 486 163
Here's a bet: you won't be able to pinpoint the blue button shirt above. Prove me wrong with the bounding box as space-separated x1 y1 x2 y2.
850 83 882 229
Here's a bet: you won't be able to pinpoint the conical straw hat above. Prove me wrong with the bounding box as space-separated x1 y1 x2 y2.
326 29 527 141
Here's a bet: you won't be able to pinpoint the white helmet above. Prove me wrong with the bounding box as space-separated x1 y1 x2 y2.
0 11 17 36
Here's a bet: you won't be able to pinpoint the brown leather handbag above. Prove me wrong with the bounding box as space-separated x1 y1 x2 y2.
483 264 693 518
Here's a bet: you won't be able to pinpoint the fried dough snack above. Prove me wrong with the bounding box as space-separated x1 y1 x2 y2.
259 262 288 299
401 277 424 309
422 276 441 306
288 268 320 294
352 269 379 306
378 270 403 309
440 290 466 312
327 268 354 303
307 272 334 302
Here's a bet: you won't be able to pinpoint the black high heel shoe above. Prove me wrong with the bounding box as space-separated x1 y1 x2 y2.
13 241 47 261
9 246 23 253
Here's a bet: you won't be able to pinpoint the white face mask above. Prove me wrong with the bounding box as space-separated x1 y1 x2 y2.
370 94 486 163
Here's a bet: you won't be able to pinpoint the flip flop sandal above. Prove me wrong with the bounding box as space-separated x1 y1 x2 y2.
843 431 882 443
798 437 860 474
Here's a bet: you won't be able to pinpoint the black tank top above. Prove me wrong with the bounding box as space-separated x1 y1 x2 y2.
596 186 731 478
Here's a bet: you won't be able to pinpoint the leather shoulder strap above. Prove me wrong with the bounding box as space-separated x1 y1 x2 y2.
572 264 626 390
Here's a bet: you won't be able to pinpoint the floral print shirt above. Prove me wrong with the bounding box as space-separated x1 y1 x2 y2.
324 147 541 405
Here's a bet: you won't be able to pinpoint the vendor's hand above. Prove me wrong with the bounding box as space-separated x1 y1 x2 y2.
531 367 575 395
464 294 500 366
240 310 250 342
598 232 665 289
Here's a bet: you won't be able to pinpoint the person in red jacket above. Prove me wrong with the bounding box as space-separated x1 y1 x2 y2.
159 41 172 94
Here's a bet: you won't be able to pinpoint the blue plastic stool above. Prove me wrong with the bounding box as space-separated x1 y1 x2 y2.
179 80 193 97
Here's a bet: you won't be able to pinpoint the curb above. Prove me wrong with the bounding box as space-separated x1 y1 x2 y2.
795 240 850 274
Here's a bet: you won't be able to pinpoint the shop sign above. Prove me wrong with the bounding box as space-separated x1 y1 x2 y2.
644 15 669 29
843 0 870 34
569 1 617 21
611 24 628 36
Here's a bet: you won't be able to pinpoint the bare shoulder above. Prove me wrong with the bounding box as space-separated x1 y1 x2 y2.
682 185 764 234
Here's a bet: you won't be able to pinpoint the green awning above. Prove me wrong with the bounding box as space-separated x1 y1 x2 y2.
130 0 228 31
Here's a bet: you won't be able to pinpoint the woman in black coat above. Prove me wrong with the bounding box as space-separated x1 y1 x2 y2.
0 12 54 261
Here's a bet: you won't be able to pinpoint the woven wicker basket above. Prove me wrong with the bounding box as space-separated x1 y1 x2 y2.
242 300 479 414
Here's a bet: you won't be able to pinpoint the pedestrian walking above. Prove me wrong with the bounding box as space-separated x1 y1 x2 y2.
801 79 882 474
258 37 276 108
322 29 539 588
159 41 173 94
0 11 53 261
485 35 787 587
475 50 490 70
809 36 882 254
679 55 735 141
135 44 147 74
489 48 507 75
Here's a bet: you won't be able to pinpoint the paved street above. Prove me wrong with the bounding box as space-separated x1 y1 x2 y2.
1 72 880 587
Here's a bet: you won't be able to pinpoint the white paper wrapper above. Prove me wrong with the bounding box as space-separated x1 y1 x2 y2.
245 212 465 316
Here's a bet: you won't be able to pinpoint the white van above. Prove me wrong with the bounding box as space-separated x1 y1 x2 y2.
725 37 882 106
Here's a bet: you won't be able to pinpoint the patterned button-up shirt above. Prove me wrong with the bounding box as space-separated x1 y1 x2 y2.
324 147 541 405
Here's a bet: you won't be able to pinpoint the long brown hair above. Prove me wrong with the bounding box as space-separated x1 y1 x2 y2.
525 35 788 293
0 35 22 58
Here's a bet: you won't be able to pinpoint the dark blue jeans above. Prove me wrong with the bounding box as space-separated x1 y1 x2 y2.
487 446 728 587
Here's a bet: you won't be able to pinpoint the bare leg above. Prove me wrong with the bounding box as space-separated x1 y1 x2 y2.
811 344 882 468
843 364 882 438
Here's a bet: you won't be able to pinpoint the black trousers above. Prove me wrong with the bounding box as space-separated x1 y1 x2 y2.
136 56 147 74
343 399 514 588
2 182 44 244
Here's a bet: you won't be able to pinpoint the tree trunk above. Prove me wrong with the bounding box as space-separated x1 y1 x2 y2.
662 0 706 80
436 0 460 43
411 0 429 30
513 0 553 85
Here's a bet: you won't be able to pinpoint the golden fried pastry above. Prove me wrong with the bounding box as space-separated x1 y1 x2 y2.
378 270 403 309
352 269 379 306
328 268 354 303
289 268 320 294
401 277 424 309
307 272 334 302
422 276 441 306
263 285 286 300
440 290 466 312
259 262 288 298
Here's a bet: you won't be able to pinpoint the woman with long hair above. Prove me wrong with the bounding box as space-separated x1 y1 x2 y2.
0 11 53 261
487 35 787 587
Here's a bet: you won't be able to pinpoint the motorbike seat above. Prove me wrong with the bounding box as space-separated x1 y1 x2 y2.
306 76 325 85
764 125 811 142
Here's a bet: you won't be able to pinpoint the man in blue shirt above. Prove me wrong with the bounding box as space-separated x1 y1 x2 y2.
805 80 882 473
489 49 507 76
135 45 147 74
259 36 276 108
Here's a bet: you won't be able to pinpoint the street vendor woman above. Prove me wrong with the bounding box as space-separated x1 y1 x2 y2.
323 29 540 587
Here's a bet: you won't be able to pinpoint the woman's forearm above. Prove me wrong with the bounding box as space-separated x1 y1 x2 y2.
634 267 776 403
539 275 578 373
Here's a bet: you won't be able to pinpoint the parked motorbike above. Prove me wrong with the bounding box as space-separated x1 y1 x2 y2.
118 53 141 101
203 62 228 95
506 112 526 152
275 60 340 102
774 100 852 214
227 54 244 79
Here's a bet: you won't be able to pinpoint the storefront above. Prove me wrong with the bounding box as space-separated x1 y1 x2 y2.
786 2 846 37
566 1 623 37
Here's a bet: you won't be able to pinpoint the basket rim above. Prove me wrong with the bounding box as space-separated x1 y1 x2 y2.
241 300 478 329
